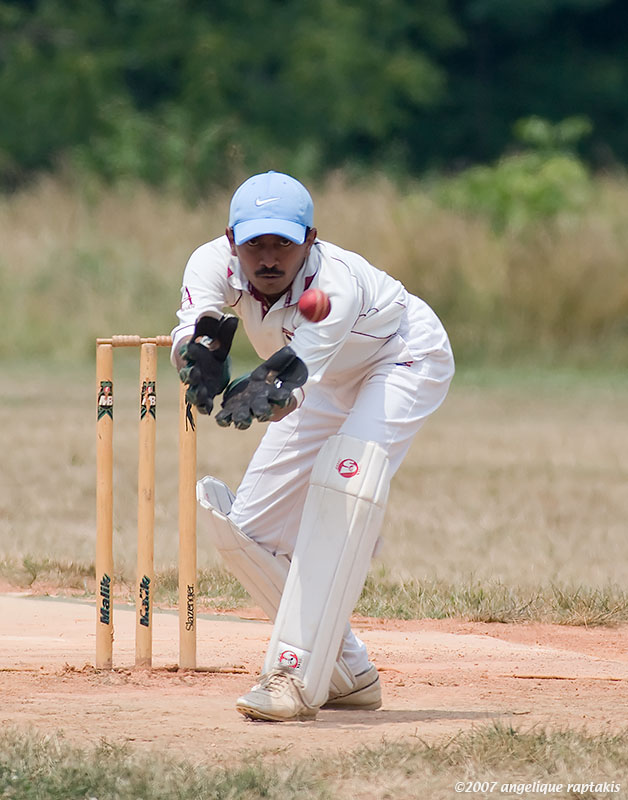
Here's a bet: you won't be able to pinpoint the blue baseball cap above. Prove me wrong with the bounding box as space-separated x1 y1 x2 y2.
228 171 314 245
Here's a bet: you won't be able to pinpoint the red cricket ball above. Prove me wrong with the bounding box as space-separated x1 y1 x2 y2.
298 288 331 322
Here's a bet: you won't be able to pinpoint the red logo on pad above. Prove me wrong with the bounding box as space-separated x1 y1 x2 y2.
336 458 359 478
278 650 300 668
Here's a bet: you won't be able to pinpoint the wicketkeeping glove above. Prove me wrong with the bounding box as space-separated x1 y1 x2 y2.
215 346 308 430
178 315 239 415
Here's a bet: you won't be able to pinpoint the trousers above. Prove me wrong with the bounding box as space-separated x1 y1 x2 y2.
228 313 454 673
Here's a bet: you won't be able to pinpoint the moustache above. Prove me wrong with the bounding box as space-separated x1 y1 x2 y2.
255 268 284 277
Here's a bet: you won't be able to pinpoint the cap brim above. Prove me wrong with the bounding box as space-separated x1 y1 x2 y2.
232 218 307 245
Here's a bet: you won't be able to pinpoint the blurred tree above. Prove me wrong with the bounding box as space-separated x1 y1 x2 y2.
0 0 460 188
411 0 628 170
0 0 627 190
0 0 119 183
435 115 593 232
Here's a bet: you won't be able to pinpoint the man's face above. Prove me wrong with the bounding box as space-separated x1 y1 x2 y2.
226 228 317 302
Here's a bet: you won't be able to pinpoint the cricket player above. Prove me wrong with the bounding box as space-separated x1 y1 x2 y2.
171 171 454 721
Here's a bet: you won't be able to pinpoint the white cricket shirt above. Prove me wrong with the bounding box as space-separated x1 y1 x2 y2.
171 236 450 387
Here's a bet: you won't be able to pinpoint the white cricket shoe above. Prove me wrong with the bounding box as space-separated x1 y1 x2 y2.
236 669 319 722
323 663 382 710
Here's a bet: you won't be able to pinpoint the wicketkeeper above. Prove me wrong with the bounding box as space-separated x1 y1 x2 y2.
171 171 454 721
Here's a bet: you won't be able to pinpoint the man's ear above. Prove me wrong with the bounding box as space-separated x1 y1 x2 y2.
226 227 237 255
305 227 317 251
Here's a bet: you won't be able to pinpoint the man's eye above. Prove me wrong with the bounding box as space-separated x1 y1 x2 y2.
246 238 260 246
279 239 293 247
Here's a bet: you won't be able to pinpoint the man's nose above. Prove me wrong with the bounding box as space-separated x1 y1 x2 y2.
258 245 280 268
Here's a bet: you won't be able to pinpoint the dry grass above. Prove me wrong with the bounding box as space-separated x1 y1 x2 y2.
386 371 628 588
2 175 627 621
0 177 233 361
1 362 626 607
2 724 627 800
1 173 627 363
331 725 628 799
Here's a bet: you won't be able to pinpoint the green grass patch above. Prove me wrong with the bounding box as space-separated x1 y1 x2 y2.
156 565 251 609
0 557 95 591
357 569 628 626
3 557 628 626
0 557 250 610
0 728 327 800
2 725 627 800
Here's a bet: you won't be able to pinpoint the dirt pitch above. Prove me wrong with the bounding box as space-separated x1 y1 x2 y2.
1 593 627 763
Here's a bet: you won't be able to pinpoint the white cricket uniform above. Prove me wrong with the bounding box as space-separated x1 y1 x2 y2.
172 235 454 673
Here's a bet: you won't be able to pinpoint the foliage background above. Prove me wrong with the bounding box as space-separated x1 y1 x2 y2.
2 168 627 367
2 0 628 192
1 0 627 367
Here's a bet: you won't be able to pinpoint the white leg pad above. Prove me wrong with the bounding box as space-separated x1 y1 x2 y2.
197 475 368 699
196 475 236 515
263 434 390 708
197 476 289 621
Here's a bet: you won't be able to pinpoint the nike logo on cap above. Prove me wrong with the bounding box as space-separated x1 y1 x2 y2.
255 196 280 206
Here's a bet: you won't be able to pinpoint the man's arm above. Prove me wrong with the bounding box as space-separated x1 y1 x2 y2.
171 236 236 368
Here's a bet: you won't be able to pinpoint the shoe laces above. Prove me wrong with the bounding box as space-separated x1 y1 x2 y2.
260 669 297 694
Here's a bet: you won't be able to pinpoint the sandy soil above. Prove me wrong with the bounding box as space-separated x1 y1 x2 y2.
1 593 627 763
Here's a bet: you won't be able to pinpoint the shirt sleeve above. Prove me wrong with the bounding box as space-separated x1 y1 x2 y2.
170 239 233 362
